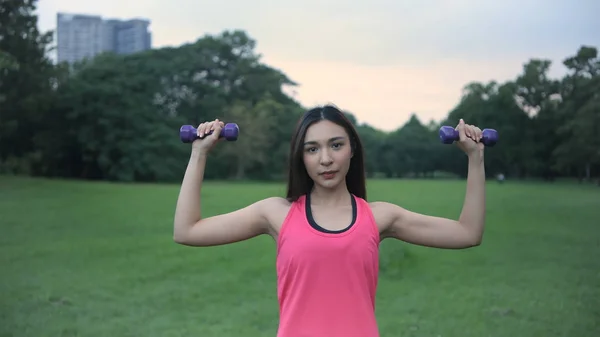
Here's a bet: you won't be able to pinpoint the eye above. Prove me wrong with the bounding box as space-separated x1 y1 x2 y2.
331 142 343 149
305 147 318 153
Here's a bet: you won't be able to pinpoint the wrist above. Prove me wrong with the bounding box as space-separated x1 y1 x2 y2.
190 149 208 161
467 151 483 164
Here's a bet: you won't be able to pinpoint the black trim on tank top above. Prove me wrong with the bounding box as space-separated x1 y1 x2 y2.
305 193 357 234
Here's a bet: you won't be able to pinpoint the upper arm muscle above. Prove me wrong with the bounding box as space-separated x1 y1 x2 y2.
374 202 478 249
174 197 277 247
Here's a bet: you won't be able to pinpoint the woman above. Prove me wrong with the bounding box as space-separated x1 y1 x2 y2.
173 105 486 337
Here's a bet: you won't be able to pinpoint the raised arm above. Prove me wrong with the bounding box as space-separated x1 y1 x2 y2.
373 119 486 249
173 119 272 247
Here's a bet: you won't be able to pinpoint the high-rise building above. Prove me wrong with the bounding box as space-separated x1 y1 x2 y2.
56 13 152 64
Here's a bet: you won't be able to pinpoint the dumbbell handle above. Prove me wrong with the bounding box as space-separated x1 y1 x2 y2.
439 126 498 147
179 123 239 143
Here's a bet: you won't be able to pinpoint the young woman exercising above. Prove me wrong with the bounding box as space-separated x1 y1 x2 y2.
173 105 487 337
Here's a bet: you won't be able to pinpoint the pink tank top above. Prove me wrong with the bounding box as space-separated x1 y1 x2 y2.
275 193 381 337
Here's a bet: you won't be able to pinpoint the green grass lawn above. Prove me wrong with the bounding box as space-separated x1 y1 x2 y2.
1 175 599 337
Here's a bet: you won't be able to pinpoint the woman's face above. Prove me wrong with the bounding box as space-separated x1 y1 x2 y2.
302 120 353 189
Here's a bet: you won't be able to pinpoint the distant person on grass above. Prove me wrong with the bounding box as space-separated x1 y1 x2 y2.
173 105 487 337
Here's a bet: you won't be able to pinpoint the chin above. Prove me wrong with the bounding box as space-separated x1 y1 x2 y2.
317 176 344 189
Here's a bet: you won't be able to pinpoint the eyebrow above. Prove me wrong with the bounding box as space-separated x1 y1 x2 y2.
303 136 346 146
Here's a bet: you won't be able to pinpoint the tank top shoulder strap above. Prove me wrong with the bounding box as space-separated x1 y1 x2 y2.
353 195 380 239
276 195 306 245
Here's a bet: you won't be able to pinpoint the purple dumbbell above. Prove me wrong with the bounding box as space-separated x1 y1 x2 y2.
179 123 239 143
438 126 498 147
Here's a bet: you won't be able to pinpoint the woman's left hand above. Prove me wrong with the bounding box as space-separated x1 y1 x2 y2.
455 118 484 158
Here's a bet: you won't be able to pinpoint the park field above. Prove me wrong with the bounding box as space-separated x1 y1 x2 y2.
1 175 599 337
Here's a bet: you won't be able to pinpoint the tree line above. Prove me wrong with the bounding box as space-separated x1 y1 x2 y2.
1 0 599 184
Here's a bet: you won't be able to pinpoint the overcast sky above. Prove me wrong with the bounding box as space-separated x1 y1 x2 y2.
37 0 599 131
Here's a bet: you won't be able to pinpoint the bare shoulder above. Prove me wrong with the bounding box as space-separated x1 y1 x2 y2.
259 196 293 236
258 196 291 213
368 201 402 222
368 201 407 234
259 196 291 207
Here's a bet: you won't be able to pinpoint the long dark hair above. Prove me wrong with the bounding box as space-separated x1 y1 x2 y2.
285 105 367 202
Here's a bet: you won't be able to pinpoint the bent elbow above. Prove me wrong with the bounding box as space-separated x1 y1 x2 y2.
459 222 483 248
173 233 188 245
173 225 191 245
469 233 483 247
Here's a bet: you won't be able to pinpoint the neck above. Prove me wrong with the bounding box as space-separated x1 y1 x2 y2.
310 183 351 207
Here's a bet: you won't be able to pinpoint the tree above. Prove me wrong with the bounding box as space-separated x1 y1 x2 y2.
553 46 600 181
216 97 281 179
0 0 55 173
1 6 598 185
515 59 562 180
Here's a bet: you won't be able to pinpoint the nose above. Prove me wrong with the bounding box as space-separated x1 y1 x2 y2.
320 148 333 166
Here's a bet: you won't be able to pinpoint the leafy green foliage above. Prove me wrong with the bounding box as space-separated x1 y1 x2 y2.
1 0 599 183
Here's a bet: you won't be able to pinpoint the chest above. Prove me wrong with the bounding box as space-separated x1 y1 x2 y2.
310 204 354 231
277 221 380 272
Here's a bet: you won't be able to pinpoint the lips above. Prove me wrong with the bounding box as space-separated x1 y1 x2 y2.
320 170 337 175
320 170 338 179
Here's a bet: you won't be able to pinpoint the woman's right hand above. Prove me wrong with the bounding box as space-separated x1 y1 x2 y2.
192 119 225 154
